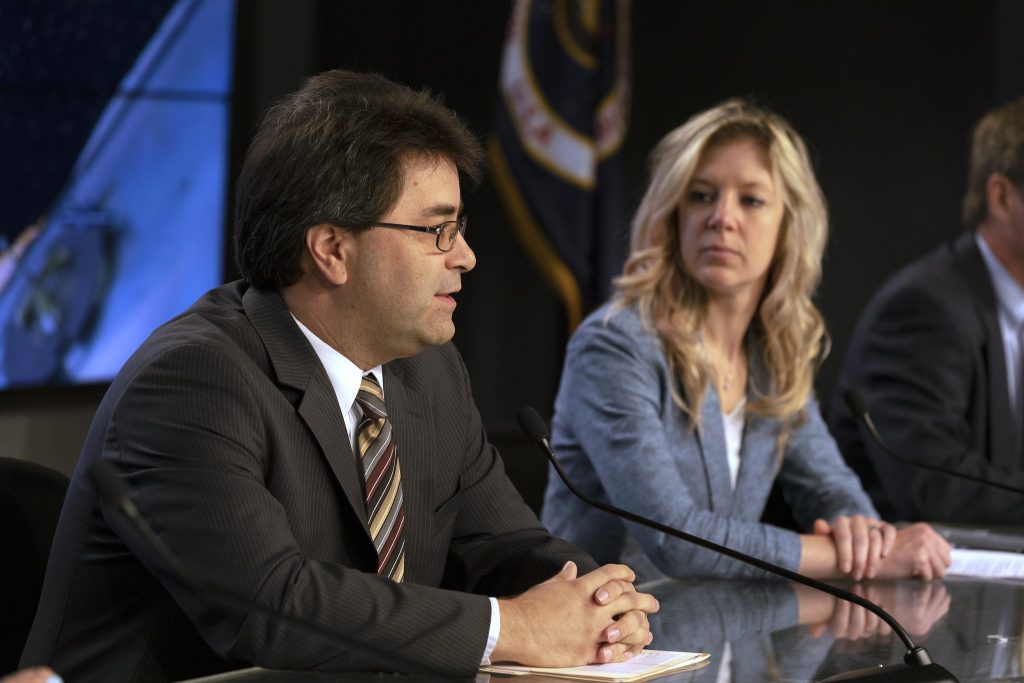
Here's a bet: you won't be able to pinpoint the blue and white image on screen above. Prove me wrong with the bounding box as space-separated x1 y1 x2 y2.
0 0 234 388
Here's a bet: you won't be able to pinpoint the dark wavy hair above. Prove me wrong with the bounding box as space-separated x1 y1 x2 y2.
234 70 484 289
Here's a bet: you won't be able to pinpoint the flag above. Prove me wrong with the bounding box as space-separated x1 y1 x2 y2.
491 0 630 331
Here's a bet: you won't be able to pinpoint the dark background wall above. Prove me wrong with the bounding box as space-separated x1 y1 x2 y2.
4 0 1023 509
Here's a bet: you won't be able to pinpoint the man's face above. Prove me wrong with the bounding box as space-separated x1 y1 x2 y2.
981 176 1024 286
1007 182 1024 269
347 155 475 360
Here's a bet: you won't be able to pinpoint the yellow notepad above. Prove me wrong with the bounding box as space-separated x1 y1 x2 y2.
480 650 710 682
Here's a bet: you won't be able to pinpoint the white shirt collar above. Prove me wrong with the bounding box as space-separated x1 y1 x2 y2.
290 314 384 411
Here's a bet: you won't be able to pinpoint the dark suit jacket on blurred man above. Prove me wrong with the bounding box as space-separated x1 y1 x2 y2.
829 234 1023 522
829 97 1024 523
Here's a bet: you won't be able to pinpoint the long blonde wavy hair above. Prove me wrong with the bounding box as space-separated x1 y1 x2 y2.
614 99 829 432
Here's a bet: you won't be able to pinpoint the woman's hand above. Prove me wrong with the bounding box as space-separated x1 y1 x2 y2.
813 515 897 580
872 523 952 580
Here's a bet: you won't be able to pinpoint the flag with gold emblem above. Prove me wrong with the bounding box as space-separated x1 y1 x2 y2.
491 0 630 331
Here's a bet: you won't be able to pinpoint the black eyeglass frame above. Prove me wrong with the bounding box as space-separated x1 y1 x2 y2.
370 215 467 252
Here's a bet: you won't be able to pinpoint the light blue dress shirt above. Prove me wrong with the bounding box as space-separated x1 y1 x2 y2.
975 235 1024 434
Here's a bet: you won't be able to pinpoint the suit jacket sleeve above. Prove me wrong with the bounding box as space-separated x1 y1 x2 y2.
776 400 879 529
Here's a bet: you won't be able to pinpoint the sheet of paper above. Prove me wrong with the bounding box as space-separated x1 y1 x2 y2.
481 650 709 682
949 548 1024 580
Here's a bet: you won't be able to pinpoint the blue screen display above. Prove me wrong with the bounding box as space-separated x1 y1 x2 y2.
0 0 234 388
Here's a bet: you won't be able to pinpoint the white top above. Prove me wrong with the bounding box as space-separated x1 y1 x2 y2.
715 641 733 683
722 397 747 490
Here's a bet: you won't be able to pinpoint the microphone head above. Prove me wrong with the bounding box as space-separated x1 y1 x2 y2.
843 388 868 419
516 407 551 443
89 460 131 507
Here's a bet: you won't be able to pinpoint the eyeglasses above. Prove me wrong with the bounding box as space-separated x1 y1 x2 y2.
370 215 468 252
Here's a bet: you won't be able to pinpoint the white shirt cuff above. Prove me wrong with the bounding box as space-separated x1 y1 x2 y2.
480 597 500 665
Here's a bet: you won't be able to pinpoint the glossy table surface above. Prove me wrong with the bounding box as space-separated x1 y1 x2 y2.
183 575 1024 683
644 576 1022 682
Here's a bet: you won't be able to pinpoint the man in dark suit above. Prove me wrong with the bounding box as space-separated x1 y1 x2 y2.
21 70 657 682
829 97 1024 523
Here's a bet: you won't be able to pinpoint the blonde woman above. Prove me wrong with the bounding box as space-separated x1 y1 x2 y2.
541 101 950 581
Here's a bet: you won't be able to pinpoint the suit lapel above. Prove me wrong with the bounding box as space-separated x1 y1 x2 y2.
697 387 733 513
729 350 778 519
297 383 370 529
242 286 370 532
731 412 777 520
381 360 433 582
952 235 1016 468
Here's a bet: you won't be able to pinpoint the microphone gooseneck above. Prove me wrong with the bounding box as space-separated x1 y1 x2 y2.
844 389 1024 495
517 407 959 683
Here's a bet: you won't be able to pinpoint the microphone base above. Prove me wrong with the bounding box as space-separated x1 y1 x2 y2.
821 662 959 682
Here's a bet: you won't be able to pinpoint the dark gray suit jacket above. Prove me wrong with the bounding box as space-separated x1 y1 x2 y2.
21 282 592 681
829 233 1024 522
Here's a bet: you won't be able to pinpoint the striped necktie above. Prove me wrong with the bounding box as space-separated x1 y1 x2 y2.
355 374 405 581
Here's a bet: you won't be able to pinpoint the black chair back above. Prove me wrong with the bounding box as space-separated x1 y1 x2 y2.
0 457 69 672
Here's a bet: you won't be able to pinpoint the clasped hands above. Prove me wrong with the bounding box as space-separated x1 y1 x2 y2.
813 514 951 581
492 561 659 667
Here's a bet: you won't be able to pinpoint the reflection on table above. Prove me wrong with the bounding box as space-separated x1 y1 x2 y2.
646 576 1022 682
179 576 1023 683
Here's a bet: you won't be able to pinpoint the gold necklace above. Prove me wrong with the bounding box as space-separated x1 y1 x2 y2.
720 364 736 393
701 341 742 394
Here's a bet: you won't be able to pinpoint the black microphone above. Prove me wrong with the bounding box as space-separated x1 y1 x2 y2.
844 388 1024 495
89 460 434 675
517 407 958 683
